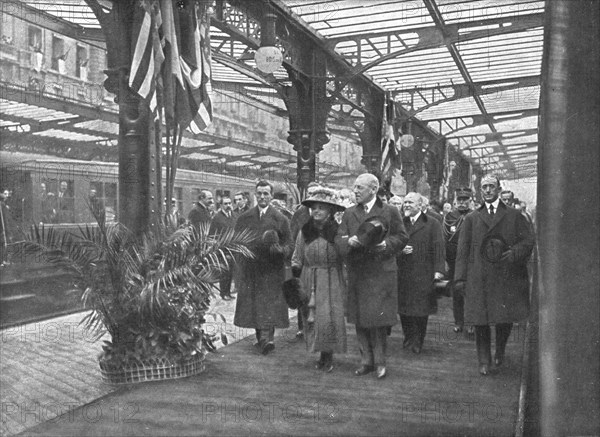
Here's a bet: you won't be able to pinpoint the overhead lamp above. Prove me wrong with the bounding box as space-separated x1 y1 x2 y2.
255 13 283 74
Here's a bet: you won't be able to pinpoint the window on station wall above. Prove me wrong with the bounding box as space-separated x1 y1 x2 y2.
28 26 42 52
51 36 66 73
76 45 88 81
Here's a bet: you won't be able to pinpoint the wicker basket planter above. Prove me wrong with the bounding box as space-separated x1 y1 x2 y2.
99 354 205 385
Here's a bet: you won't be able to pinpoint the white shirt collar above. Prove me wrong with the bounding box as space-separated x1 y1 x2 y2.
485 199 500 210
411 211 422 223
363 196 377 213
259 205 269 215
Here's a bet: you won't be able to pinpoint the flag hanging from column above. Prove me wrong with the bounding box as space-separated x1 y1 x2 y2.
380 96 400 178
128 0 212 133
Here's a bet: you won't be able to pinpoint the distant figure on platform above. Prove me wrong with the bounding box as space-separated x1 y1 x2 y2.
422 196 443 223
188 189 213 230
234 180 292 355
0 190 17 266
398 192 445 354
233 192 249 216
389 195 403 213
210 196 237 301
443 202 452 216
56 180 73 222
455 175 534 376
500 190 515 207
443 187 474 336
336 173 408 379
291 187 347 372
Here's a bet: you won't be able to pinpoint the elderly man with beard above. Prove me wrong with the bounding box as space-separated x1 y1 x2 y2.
443 187 474 335
397 192 445 354
336 173 408 379
455 175 534 375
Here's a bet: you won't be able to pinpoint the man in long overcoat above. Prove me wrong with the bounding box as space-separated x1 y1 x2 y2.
234 180 292 355
398 192 446 354
336 173 408 379
455 175 534 375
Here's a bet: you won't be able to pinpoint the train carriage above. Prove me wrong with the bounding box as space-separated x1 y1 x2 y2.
0 151 290 326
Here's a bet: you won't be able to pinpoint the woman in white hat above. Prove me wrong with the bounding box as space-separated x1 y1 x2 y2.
291 187 347 372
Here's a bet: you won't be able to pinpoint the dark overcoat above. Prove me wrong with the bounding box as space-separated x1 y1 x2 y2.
336 198 408 328
454 202 534 325
233 205 292 329
209 210 236 234
397 213 446 316
188 203 211 229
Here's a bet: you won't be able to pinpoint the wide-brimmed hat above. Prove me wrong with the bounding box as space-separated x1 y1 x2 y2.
356 216 388 248
282 278 308 309
480 234 508 263
302 188 345 212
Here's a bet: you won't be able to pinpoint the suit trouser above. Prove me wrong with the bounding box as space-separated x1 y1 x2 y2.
356 326 388 366
255 327 275 346
452 288 465 327
219 271 232 297
400 315 429 347
475 323 513 365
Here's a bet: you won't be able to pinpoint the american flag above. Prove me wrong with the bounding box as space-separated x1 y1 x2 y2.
128 0 212 132
380 97 400 178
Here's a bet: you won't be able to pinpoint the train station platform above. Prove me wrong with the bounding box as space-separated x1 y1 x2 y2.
1 297 528 436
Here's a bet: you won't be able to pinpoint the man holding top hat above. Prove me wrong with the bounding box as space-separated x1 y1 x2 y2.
233 180 292 355
336 173 408 379
454 174 534 375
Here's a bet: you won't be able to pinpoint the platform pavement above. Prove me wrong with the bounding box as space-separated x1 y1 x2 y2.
0 293 269 437
1 296 527 436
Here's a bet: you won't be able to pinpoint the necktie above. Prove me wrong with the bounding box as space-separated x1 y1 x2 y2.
364 205 369 214
260 210 264 220
489 205 494 216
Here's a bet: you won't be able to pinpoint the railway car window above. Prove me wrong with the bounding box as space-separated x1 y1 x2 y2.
89 182 117 222
40 179 74 223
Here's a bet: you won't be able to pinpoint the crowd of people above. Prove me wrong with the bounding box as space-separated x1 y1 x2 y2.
186 173 535 378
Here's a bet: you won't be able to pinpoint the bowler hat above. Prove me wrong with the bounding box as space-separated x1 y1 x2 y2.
455 187 473 199
480 234 508 263
282 278 308 309
356 216 388 248
302 188 345 212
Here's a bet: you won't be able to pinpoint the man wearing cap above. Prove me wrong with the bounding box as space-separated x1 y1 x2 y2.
455 175 534 375
336 173 408 379
397 192 446 354
443 187 474 335
234 180 292 355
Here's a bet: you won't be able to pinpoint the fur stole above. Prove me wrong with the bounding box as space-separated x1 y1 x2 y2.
302 218 338 245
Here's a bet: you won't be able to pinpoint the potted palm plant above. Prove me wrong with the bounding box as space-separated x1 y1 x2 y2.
16 208 255 384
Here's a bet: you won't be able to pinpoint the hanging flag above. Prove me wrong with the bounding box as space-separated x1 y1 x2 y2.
129 0 163 113
176 0 213 133
380 96 400 178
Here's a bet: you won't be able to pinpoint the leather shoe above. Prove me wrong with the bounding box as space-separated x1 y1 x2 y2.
479 364 490 376
354 365 374 376
261 342 275 355
494 353 504 367
453 325 463 333
221 295 234 301
376 366 386 379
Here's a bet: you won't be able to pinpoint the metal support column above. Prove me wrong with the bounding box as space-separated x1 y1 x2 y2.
537 1 600 434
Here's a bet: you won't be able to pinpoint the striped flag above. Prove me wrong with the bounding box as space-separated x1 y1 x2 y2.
129 0 163 113
176 0 213 133
380 97 400 178
128 0 212 133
